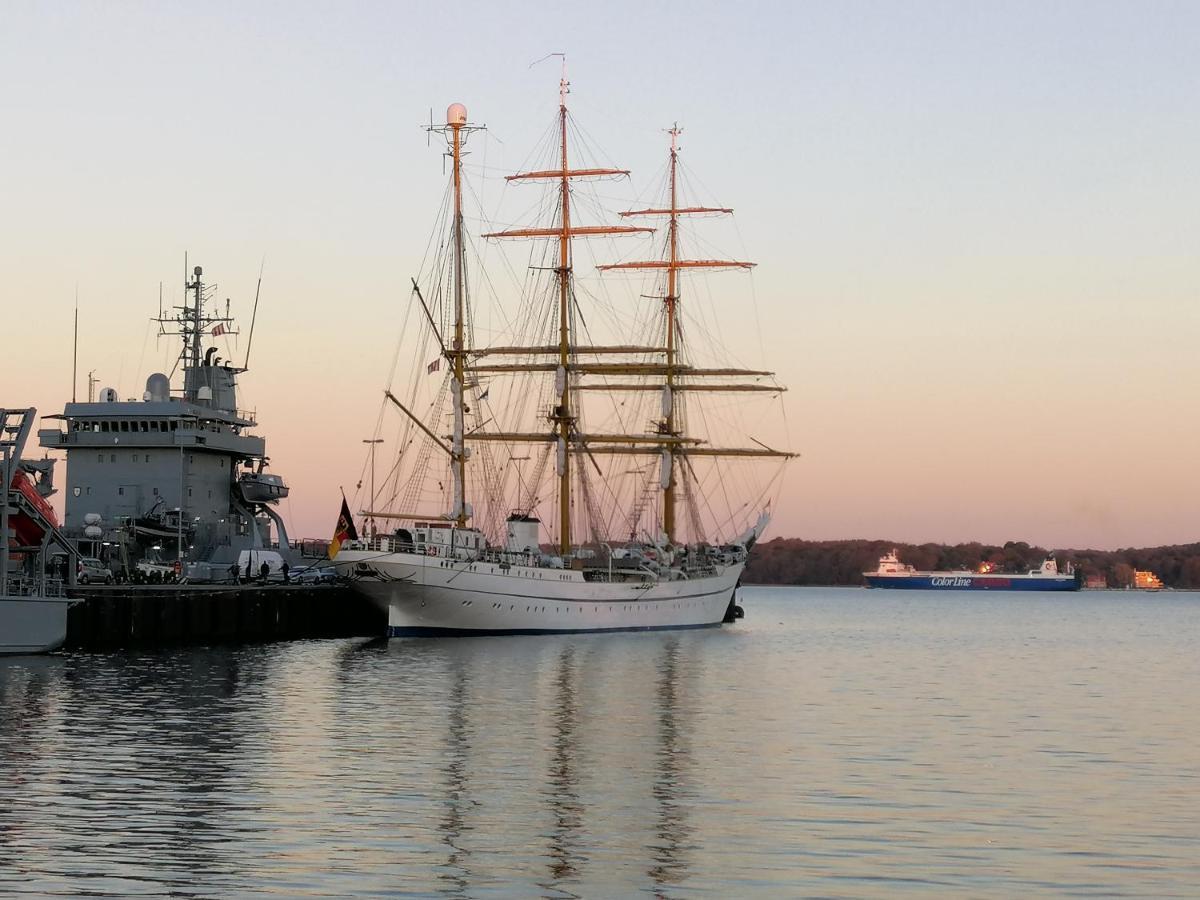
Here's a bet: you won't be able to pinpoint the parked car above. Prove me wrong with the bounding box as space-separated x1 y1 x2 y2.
290 565 339 584
78 557 113 584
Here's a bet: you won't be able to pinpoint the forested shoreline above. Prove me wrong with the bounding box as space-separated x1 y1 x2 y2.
744 538 1200 589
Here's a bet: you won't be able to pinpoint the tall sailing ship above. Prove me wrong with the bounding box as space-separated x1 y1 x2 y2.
333 76 793 635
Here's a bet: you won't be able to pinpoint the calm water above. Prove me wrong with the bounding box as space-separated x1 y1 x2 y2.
2 587 1198 897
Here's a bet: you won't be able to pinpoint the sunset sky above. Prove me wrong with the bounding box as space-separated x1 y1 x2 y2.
3 1 1198 551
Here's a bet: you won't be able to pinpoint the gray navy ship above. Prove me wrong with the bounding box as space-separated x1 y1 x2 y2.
38 265 299 584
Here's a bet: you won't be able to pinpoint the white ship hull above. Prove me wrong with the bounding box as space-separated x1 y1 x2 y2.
0 597 73 655
334 549 743 636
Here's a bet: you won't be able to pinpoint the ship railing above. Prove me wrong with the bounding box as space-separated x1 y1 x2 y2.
2 575 68 599
349 535 550 567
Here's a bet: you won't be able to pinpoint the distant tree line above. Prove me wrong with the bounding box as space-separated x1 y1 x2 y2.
744 538 1200 589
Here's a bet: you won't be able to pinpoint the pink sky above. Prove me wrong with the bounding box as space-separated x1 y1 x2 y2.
3 3 1199 551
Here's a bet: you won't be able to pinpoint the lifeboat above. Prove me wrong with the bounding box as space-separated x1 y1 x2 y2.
7 468 60 547
238 471 289 504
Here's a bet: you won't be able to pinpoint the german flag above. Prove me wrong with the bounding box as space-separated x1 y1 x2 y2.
328 495 359 559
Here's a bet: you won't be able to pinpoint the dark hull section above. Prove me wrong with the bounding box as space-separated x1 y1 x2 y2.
865 575 1080 591
64 584 384 649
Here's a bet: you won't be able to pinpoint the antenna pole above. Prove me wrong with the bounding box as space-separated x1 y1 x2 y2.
72 288 79 403
244 260 264 370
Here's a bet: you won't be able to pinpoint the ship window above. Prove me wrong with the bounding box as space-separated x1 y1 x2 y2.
145 454 150 463
86 487 92 495
153 488 159 496
97 454 103 463
189 455 194 463
120 421 129 432
118 487 124 496
220 459 225 467
132 454 138 463
149 421 158 431
110 454 116 463
207 490 211 498
188 488 193 497
101 422 110 432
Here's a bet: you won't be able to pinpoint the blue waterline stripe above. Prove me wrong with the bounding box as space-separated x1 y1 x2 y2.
864 576 1079 591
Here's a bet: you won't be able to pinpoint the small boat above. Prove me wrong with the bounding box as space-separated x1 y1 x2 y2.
2 408 77 654
863 549 1081 591
238 469 289 503
0 595 74 655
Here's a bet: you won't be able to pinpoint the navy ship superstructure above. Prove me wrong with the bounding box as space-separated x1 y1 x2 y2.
38 265 294 582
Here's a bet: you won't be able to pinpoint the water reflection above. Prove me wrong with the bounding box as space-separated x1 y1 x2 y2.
6 591 1195 895
545 645 583 885
438 658 474 896
0 649 275 895
649 638 693 894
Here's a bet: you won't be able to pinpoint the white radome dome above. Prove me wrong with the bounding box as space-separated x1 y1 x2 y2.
447 103 467 126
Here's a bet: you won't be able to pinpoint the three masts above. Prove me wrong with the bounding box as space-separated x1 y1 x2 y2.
331 75 792 634
366 75 791 559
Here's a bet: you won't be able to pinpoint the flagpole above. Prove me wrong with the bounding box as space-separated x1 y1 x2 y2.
362 439 383 535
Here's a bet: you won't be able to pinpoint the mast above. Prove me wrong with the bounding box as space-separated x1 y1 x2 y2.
483 67 651 555
423 103 485 527
450 103 469 528
555 70 572 556
188 265 202 373
663 125 680 542
600 126 766 544
154 266 238 401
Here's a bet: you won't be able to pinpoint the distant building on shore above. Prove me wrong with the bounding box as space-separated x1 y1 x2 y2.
1133 570 1164 590
1084 574 1108 590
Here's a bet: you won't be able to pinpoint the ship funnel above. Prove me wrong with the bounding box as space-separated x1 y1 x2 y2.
447 103 467 126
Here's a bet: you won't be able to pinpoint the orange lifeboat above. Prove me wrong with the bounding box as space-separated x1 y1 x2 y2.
7 468 60 546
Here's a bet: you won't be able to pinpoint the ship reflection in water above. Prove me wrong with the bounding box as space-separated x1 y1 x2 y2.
0 626 712 896
3 589 1200 895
